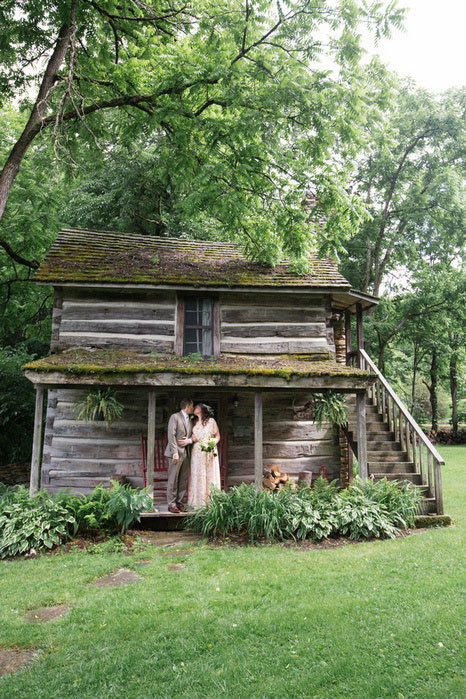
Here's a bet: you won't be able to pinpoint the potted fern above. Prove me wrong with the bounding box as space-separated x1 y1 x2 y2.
312 391 348 428
73 387 123 430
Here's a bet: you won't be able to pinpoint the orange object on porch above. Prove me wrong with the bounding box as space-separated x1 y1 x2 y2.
140 433 228 499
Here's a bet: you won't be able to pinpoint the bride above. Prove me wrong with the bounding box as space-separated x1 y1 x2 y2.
185 403 221 509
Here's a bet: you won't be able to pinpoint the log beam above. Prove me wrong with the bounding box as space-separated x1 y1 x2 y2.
147 391 156 495
345 310 351 364
356 391 368 480
254 392 263 491
356 303 363 368
29 386 45 496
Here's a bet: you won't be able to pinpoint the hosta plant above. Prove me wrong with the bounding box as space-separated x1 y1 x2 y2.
0 492 77 558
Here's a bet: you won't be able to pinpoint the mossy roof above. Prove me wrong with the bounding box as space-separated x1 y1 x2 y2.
23 350 371 380
34 228 352 289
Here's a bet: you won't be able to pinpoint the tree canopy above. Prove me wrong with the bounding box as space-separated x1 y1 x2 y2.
0 0 404 268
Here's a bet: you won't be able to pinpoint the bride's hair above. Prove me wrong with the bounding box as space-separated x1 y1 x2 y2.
194 403 212 426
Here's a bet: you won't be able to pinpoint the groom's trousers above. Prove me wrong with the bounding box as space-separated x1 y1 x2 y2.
166 451 190 506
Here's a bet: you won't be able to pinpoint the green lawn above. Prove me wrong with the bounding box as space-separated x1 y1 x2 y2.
1 446 465 698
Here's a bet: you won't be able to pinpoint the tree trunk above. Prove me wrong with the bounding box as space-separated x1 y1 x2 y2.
429 348 438 432
411 339 418 413
450 349 458 433
0 12 74 225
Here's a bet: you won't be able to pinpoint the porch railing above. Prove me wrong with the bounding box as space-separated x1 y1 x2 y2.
350 348 445 515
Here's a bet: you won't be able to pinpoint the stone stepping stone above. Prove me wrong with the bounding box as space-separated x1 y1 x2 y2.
24 605 70 624
92 568 142 587
160 548 196 558
0 649 38 676
137 531 201 548
166 563 186 572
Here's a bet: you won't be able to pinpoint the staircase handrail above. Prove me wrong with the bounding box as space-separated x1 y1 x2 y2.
359 348 445 465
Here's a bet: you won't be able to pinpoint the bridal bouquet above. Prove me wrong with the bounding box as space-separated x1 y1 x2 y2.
200 437 218 457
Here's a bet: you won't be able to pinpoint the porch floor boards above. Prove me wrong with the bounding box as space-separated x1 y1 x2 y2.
141 504 189 518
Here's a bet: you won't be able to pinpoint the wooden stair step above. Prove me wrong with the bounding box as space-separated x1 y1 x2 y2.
366 431 396 441
370 472 422 485
369 461 416 474
347 413 385 423
367 441 402 451
367 451 408 461
348 420 389 431
347 405 380 415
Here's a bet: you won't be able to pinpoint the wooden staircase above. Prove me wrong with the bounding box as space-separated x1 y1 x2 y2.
344 349 444 515
346 397 437 514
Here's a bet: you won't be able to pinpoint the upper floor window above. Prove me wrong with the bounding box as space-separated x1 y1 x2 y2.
176 295 219 358
183 298 213 356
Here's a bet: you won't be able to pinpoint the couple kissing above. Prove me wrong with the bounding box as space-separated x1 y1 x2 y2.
165 398 221 513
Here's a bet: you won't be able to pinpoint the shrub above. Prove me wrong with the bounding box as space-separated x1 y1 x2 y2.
0 481 154 557
425 429 466 445
353 477 421 528
334 488 398 540
0 346 36 465
57 481 153 533
188 478 419 542
0 489 77 558
106 480 153 533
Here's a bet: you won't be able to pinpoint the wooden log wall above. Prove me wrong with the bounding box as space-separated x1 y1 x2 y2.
220 293 335 357
55 288 176 352
42 389 170 494
41 388 341 494
226 391 340 486
50 287 337 358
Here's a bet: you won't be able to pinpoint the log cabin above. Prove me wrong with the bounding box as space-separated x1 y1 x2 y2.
23 228 444 514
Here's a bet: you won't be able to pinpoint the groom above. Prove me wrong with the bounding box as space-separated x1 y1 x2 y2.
165 398 194 513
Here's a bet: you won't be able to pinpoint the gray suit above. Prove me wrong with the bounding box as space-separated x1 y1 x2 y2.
165 411 193 506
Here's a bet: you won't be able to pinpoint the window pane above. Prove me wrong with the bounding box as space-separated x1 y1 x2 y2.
184 300 198 312
201 299 212 325
183 297 214 356
184 342 199 354
184 327 198 343
185 310 199 325
202 327 212 355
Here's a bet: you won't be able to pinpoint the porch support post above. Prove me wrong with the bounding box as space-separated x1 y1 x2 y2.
254 391 263 491
29 385 45 496
356 390 368 480
344 310 351 365
356 303 363 368
147 391 156 494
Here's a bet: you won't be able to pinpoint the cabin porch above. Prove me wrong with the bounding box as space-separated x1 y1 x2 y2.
23 351 375 502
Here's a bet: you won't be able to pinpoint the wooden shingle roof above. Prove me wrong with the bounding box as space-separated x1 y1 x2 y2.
34 228 352 289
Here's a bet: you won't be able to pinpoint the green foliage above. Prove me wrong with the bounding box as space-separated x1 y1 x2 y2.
73 387 124 429
0 481 154 557
106 480 153 534
1 1 407 267
58 481 153 533
84 536 128 555
353 477 421 528
187 478 417 542
0 488 77 558
332 488 397 540
0 345 36 465
64 484 114 531
312 391 348 427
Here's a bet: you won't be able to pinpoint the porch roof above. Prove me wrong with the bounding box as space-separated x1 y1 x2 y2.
23 350 375 391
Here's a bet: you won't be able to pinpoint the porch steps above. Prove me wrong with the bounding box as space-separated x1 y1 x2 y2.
347 397 435 515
